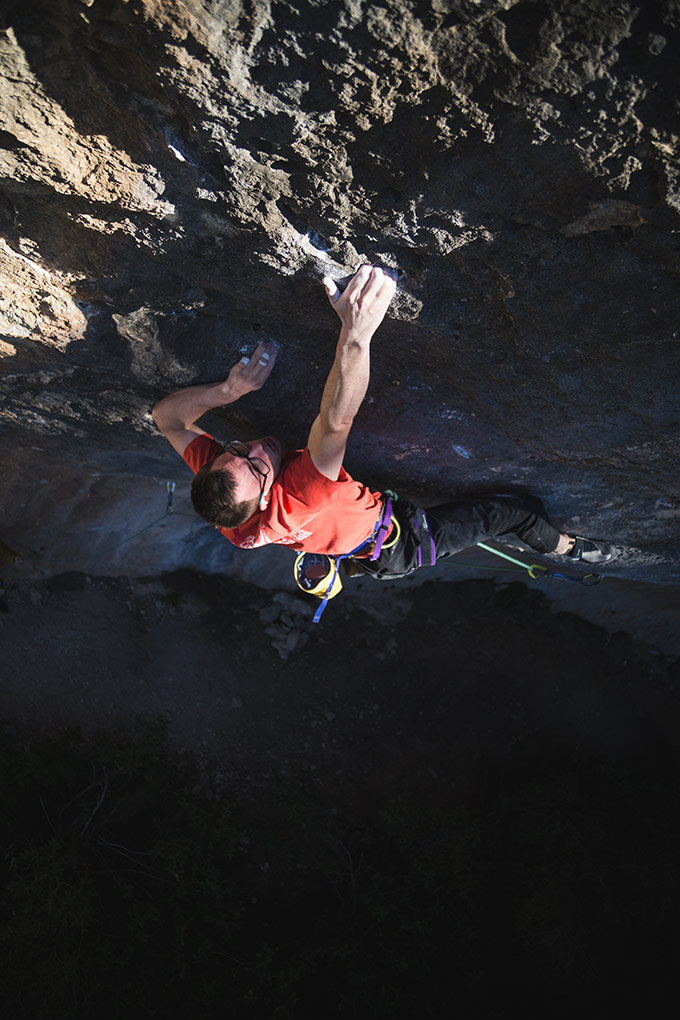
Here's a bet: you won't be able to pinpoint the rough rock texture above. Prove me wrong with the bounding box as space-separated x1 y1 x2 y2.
1 0 679 589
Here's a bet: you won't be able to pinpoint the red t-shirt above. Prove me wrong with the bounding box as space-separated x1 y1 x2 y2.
183 433 384 555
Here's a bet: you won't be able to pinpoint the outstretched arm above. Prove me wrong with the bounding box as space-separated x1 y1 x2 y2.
308 265 397 480
152 341 278 456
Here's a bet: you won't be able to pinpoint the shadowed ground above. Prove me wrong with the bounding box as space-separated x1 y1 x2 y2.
1 569 679 1016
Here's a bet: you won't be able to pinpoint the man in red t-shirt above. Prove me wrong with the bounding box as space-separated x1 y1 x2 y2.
152 265 613 575
152 265 397 558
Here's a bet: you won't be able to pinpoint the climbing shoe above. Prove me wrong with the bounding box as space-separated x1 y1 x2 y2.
566 536 615 563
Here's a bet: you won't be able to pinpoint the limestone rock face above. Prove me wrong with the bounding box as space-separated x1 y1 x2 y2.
0 0 678 582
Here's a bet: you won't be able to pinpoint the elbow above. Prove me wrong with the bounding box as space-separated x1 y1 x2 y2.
151 401 170 434
151 400 165 425
321 413 353 435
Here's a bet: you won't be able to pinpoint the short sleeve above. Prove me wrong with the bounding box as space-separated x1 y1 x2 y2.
183 433 223 474
281 447 349 502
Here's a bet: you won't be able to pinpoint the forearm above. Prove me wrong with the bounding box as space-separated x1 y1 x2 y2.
152 380 238 433
152 341 278 458
318 327 371 433
307 266 395 480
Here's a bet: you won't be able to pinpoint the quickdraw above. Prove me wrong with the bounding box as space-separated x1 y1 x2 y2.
111 481 186 550
475 542 602 586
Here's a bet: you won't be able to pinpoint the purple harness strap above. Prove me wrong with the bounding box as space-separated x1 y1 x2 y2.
412 508 437 567
312 497 394 623
368 497 393 562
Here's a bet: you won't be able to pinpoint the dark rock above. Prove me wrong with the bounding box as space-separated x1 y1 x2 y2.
0 0 678 595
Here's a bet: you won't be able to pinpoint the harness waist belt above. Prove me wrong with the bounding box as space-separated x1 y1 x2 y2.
310 496 394 624
352 497 394 560
353 521 396 558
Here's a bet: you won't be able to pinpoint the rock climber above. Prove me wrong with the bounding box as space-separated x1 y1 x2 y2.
152 265 613 587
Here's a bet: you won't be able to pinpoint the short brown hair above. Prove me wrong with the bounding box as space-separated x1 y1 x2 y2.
190 461 258 528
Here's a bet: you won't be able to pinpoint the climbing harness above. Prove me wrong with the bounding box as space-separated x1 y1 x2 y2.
475 541 602 586
296 504 602 623
294 495 400 623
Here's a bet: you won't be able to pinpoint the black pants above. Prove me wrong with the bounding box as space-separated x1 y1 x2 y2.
357 493 562 580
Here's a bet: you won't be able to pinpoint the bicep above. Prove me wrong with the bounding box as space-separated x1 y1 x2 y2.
158 423 207 458
306 415 349 481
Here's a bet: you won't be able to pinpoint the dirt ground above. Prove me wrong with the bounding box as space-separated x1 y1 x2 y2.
2 567 677 772
2 568 680 1016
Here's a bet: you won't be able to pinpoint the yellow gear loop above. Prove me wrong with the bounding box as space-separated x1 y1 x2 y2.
527 564 549 579
380 514 401 550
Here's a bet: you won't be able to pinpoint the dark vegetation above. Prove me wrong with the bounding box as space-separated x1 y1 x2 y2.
2 692 679 1019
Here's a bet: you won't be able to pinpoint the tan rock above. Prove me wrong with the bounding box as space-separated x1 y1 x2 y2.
0 238 87 349
0 27 174 217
